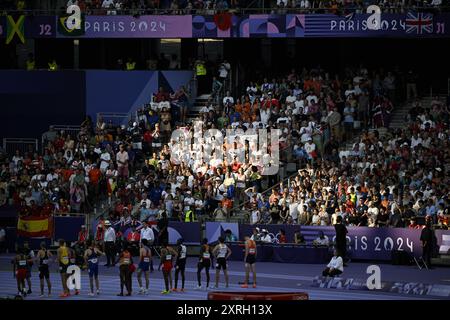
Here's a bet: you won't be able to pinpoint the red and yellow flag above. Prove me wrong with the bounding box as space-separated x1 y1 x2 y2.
17 216 53 238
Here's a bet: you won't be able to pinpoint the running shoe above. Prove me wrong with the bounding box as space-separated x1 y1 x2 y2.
210 285 218 290
88 292 95 297
96 290 100 295
138 288 144 294
240 284 248 288
194 285 202 290
27 289 32 294
161 290 170 294
171 288 178 292
39 294 44 298
117 293 124 296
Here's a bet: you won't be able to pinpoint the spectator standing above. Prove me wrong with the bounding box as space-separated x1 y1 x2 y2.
140 221 155 271
103 221 116 267
420 217 435 268
116 144 129 180
406 70 418 101
334 216 348 264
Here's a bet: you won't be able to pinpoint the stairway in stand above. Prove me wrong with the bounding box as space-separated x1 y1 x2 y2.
186 94 211 123
389 95 447 129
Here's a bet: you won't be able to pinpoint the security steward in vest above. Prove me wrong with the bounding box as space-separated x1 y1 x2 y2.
126 58 136 71
184 206 196 222
26 54 35 71
48 59 58 71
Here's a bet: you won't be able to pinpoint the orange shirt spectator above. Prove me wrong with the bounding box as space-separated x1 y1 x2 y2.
235 102 243 114
222 197 233 210
269 192 279 205
89 166 102 185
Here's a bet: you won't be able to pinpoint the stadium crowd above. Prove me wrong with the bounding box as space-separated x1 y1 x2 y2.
0 0 448 15
0 62 448 234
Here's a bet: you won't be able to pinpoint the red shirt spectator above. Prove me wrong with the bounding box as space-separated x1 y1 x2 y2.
154 87 169 103
41 202 54 216
78 226 88 244
54 137 65 151
58 199 70 214
62 168 74 182
127 230 141 243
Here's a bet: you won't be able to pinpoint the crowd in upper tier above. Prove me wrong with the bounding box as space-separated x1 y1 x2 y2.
1 62 448 230
1 0 447 15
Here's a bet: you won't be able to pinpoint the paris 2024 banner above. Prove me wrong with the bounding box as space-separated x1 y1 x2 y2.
0 13 449 40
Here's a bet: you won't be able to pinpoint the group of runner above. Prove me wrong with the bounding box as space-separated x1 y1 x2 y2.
12 235 259 297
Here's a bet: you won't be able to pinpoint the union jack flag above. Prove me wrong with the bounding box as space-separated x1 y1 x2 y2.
405 12 434 34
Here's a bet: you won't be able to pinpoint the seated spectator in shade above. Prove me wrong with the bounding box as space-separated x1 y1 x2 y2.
224 229 238 242
313 231 330 246
294 231 306 245
278 229 287 244
248 227 260 242
322 249 344 277
260 229 272 243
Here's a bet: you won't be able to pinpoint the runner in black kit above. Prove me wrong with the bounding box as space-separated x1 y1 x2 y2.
173 238 187 292
36 242 52 297
212 236 231 289
195 238 213 290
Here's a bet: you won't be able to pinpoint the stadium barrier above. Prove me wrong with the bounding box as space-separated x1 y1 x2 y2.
7 212 450 261
41 125 81 150
2 138 38 156
97 112 134 127
208 223 450 261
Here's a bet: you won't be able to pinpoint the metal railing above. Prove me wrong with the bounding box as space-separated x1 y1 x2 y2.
228 141 297 213
97 112 133 127
229 163 299 220
2 138 38 156
41 125 81 151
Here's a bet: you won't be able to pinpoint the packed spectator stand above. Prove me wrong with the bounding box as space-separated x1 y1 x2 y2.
0 64 448 246
1 0 449 15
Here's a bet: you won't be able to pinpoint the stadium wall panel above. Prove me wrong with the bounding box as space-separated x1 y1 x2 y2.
0 70 86 141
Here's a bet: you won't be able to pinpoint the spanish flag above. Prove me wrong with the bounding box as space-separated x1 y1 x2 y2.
17 216 53 238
